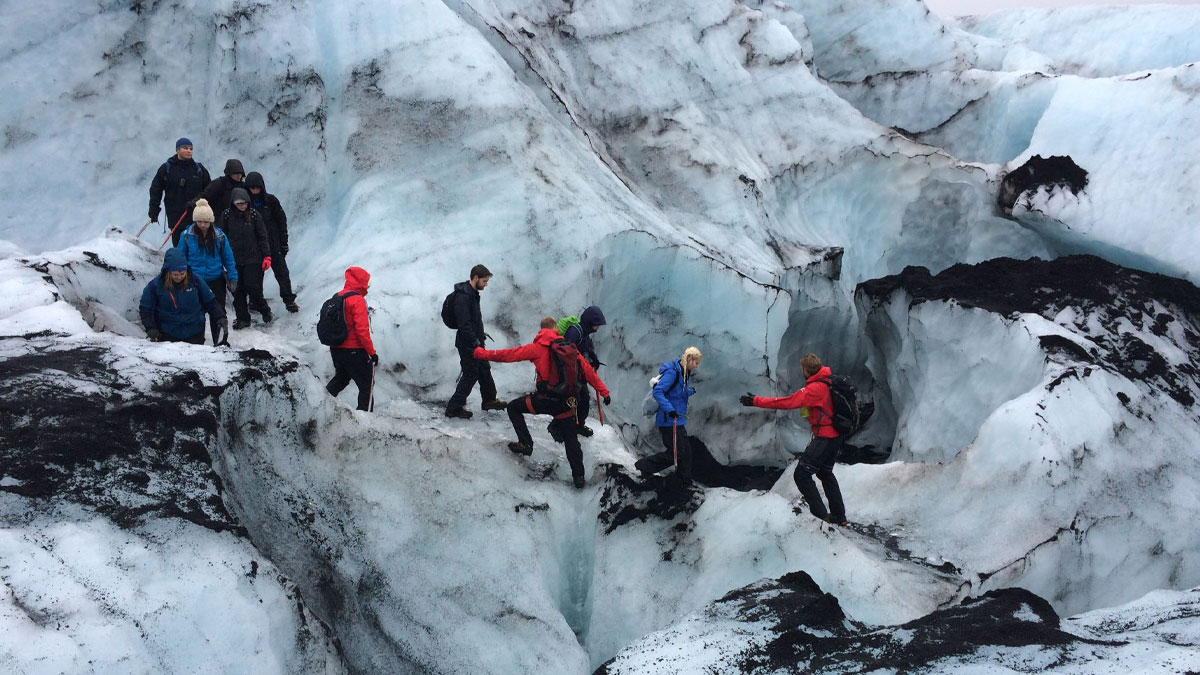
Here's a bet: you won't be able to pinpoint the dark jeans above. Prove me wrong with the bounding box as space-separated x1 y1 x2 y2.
327 348 373 411
508 394 583 478
161 330 205 345
446 346 497 413
635 424 694 482
204 276 228 344
233 263 270 322
267 250 295 303
795 436 846 520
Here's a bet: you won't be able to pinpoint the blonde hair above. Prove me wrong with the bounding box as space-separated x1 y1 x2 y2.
540 316 557 329
800 353 822 377
681 346 702 377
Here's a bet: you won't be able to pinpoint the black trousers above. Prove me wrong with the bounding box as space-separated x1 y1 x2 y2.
635 424 694 482
794 437 846 521
575 381 593 427
233 263 270 322
327 348 373 411
447 346 497 413
266 250 295 303
161 330 206 345
508 394 583 478
204 277 228 344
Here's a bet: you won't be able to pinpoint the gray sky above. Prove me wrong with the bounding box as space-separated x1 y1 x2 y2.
926 0 1200 16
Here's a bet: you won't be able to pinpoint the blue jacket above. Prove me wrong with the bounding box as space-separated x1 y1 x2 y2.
177 225 238 283
139 248 221 339
653 359 695 427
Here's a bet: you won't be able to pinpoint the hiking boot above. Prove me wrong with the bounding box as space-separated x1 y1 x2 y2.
284 301 300 313
260 309 273 323
232 319 251 330
576 424 594 438
573 475 586 489
445 408 473 419
481 399 507 411
825 515 848 527
508 441 533 456
634 458 655 478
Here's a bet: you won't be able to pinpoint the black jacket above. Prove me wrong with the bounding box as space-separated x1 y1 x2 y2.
245 173 288 253
149 157 210 221
201 176 242 217
452 281 486 349
217 207 271 265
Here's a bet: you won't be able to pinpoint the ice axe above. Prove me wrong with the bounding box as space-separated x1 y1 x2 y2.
672 416 678 470
595 389 605 425
158 211 190 249
135 218 154 238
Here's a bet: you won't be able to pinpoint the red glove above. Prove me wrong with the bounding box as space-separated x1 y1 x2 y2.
261 256 272 271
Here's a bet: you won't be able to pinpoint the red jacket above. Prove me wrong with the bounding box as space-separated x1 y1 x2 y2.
474 328 610 398
752 366 839 438
334 266 375 355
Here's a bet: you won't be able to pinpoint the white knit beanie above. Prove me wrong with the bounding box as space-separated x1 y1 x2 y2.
192 198 214 223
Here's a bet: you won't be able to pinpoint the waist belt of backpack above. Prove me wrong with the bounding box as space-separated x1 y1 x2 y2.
526 394 577 419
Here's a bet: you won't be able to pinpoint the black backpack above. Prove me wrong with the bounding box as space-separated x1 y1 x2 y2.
819 375 863 437
440 290 459 329
541 338 581 400
317 291 360 346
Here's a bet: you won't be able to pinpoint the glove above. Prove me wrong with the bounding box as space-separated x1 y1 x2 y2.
147 328 163 341
149 211 159 222
687 386 696 397
740 393 756 407
282 245 289 255
369 353 379 366
261 256 272 271
603 395 611 405
588 355 601 370
667 410 678 419
185 199 197 210
227 279 239 294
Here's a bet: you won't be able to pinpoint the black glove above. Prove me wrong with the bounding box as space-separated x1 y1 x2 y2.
667 410 678 419
369 353 379 366
147 328 163 341
149 211 159 222
603 395 611 405
588 355 601 370
282 245 289 255
740 393 756 407
185 199 197 210
227 279 239 294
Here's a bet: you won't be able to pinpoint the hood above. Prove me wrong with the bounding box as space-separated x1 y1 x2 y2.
244 172 265 190
230 187 251 204
806 366 832 383
223 159 245 177
453 280 478 297
161 247 189 274
534 327 561 346
344 266 371 295
580 305 606 328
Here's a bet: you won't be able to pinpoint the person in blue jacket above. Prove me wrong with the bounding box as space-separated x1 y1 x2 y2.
635 346 702 483
176 198 238 344
139 248 226 344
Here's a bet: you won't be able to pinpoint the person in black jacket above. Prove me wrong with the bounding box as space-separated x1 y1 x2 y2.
244 172 298 312
218 188 273 328
200 159 246 217
444 264 506 419
560 305 607 437
148 138 211 246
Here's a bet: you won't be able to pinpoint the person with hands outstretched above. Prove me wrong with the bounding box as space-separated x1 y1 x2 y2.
634 346 702 485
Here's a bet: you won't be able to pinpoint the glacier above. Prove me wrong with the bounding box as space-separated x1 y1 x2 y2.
2 0 1199 673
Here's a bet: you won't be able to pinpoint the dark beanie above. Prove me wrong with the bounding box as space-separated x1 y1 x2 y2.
176 137 193 149
231 187 251 204
224 159 245 177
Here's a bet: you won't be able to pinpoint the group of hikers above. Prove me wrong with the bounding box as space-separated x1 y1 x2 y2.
137 138 849 523
141 138 297 345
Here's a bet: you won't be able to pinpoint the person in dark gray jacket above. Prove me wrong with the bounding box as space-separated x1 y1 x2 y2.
217 188 272 328
444 264 506 418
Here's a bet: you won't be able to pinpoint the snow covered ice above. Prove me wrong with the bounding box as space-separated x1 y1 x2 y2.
2 1 1200 673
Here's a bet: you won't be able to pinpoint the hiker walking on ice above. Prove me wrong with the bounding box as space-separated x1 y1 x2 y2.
218 187 273 328
444 264 506 418
176 198 237 345
139 248 226 344
148 137 210 247
635 346 701 486
323 266 377 412
245 171 298 313
557 306 606 437
740 353 847 526
474 317 611 488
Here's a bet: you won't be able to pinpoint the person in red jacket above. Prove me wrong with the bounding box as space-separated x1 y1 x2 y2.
474 318 611 488
326 266 378 411
740 353 846 525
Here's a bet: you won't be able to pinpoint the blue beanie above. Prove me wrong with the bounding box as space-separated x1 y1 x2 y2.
176 137 193 149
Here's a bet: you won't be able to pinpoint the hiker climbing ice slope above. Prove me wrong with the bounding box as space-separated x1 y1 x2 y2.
557 305 607 437
741 353 847 526
473 317 611 488
443 264 506 419
635 346 702 485
245 171 298 313
138 247 226 345
148 137 210 247
175 198 237 345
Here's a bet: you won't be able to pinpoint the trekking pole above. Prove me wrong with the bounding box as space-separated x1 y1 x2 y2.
368 362 376 412
158 211 190 249
672 416 678 470
595 389 605 425
135 218 154 238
